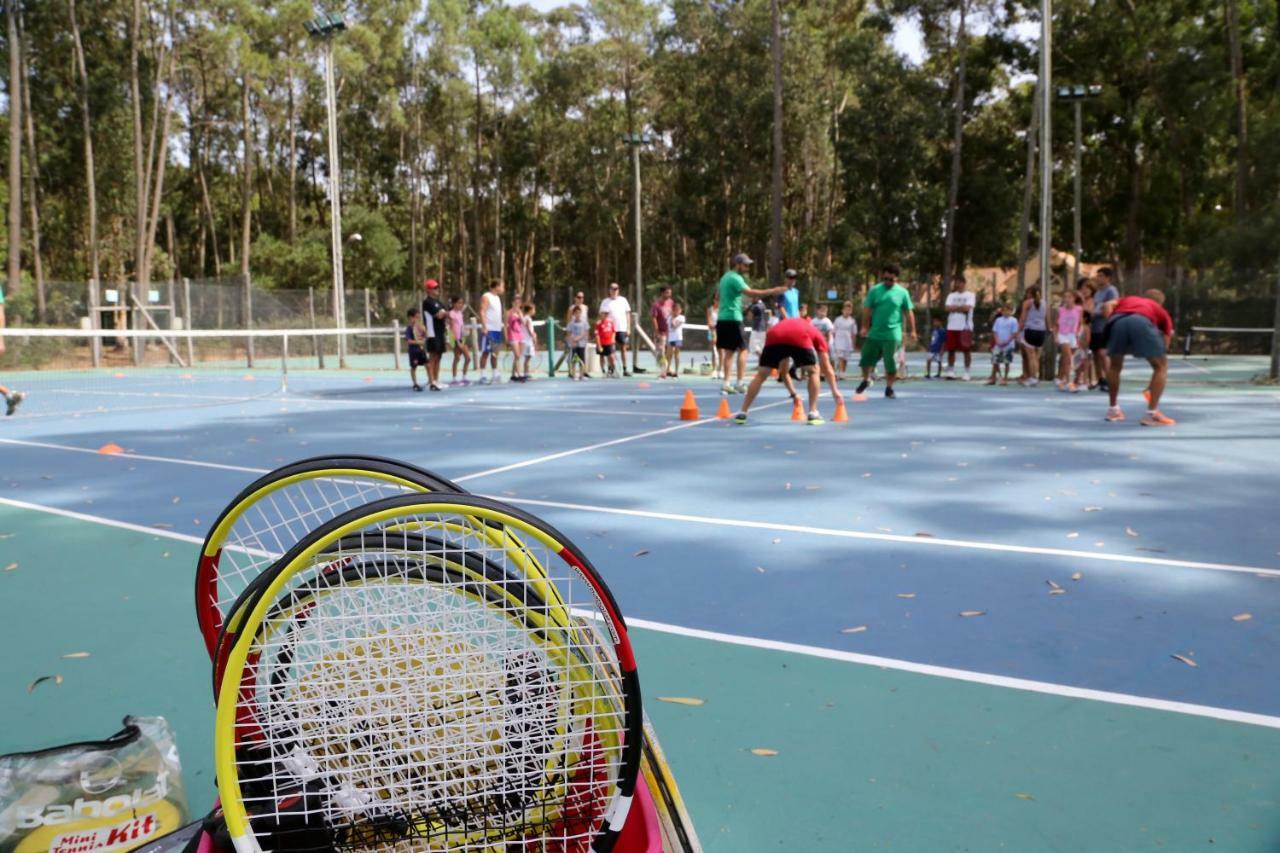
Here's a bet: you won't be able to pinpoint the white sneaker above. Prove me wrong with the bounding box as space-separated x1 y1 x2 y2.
961 372 971 382
945 367 956 380
735 382 747 393
721 383 734 395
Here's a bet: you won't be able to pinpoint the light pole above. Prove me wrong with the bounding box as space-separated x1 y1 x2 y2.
1056 84 1102 289
622 132 652 372
1038 0 1053 379
305 12 348 367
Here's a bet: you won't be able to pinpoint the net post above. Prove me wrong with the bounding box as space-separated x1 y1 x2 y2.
393 319 402 370
546 317 556 377
182 278 195 367
281 331 289 393
87 277 102 367
244 273 256 368
308 286 324 369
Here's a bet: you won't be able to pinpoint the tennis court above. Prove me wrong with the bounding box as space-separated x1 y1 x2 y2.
2 335 1279 850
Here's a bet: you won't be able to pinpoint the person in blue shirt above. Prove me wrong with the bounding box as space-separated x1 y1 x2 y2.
924 316 946 379
779 269 801 319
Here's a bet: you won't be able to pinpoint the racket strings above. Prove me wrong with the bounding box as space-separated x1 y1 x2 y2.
231 519 628 851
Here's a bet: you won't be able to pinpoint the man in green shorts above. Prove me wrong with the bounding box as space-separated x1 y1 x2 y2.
0 283 25 415
856 263 917 399
716 253 788 394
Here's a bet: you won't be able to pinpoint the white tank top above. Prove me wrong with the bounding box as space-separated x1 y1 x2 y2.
1024 300 1046 331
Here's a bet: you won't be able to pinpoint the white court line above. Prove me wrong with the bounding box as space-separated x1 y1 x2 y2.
1 493 1276 731
0 437 267 474
279 394 678 418
6 428 1277 577
453 399 791 483
500 496 1280 578
623 616 1280 730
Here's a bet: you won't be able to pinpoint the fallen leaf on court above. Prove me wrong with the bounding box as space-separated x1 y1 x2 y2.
596 473 606 479
783 450 798 455
1066 532 1080 539
656 697 704 706
1232 613 1252 622
896 593 916 599
161 553 170 559
1083 506 1103 513
1046 580 1063 591
1071 572 1083 581
804 485 821 491
62 652 90 659
1125 527 1139 538
245 437 259 443
862 473 872 478
749 748 778 757
1170 654 1198 668
1136 547 1166 553
632 550 650 558
1049 589 1066 596
151 523 173 529
1014 793 1035 801
784 482 792 490
3 562 16 572
771 538 781 544
841 626 867 634
27 675 63 693
914 532 933 538
959 611 985 617
755 566 766 573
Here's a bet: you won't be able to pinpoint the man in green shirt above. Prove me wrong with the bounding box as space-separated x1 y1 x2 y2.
716 253 788 393
856 263 917 399
0 284 24 415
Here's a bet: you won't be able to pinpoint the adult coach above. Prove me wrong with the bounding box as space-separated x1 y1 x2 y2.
734 317 842 425
420 278 448 391
1100 289 1176 426
1089 266 1119 391
715 253 787 394
943 274 975 381
477 278 505 385
0 283 23 415
856 263 917 399
600 282 632 376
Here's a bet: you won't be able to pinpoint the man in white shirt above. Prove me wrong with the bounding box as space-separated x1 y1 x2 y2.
943 274 976 380
478 278 505 384
599 282 632 376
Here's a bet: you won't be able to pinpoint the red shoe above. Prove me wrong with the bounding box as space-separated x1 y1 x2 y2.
1140 410 1176 427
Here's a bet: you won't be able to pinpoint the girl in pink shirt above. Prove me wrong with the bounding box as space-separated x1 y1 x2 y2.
447 296 470 385
1055 293 1084 392
506 306 526 382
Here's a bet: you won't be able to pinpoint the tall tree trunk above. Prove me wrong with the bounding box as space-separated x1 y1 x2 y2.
941 0 967 294
1015 81 1041 302
1224 0 1248 217
240 79 253 287
130 0 146 302
69 0 100 290
6 0 22 298
472 55 484 291
768 0 784 285
287 58 297 245
17 12 43 320
141 42 177 288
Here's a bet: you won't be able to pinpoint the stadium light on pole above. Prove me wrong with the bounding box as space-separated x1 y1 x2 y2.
305 12 348 367
622 132 653 372
1056 84 1102 289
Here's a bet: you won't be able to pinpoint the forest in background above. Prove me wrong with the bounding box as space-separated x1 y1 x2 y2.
1 0 1278 326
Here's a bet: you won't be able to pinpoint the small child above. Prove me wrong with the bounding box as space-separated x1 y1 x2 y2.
1055 292 1084 391
405 307 427 392
506 304 526 382
447 296 471 385
565 304 590 380
666 302 686 378
832 301 857 380
924 317 946 379
594 312 618 377
1071 323 1091 390
986 303 1020 386
520 303 537 380
811 304 834 342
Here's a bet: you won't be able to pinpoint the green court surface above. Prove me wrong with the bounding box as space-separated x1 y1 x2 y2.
4 502 1278 851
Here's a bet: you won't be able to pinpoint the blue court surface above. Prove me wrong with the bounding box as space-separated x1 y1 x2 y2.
2 352 1279 850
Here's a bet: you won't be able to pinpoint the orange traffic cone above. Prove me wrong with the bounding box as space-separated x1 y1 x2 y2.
791 397 804 421
97 443 124 455
716 398 732 419
832 398 849 422
679 389 701 421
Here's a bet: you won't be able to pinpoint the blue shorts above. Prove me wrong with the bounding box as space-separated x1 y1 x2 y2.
482 331 503 353
1106 314 1165 359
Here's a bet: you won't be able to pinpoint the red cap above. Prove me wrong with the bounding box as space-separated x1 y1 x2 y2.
424 279 439 290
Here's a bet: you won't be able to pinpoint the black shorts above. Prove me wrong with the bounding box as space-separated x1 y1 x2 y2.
599 344 615 356
571 346 587 362
759 344 817 370
715 320 747 352
408 345 427 368
1023 329 1046 348
614 331 629 347
1090 322 1109 351
425 335 446 355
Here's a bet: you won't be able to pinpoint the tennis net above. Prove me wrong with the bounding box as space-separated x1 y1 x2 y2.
0 326 405 418
1182 326 1274 356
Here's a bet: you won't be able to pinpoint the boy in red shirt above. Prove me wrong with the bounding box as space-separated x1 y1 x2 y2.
1099 289 1176 426
734 317 843 425
594 312 618 378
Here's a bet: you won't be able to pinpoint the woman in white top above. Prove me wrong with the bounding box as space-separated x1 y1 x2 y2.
1017 285 1049 386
